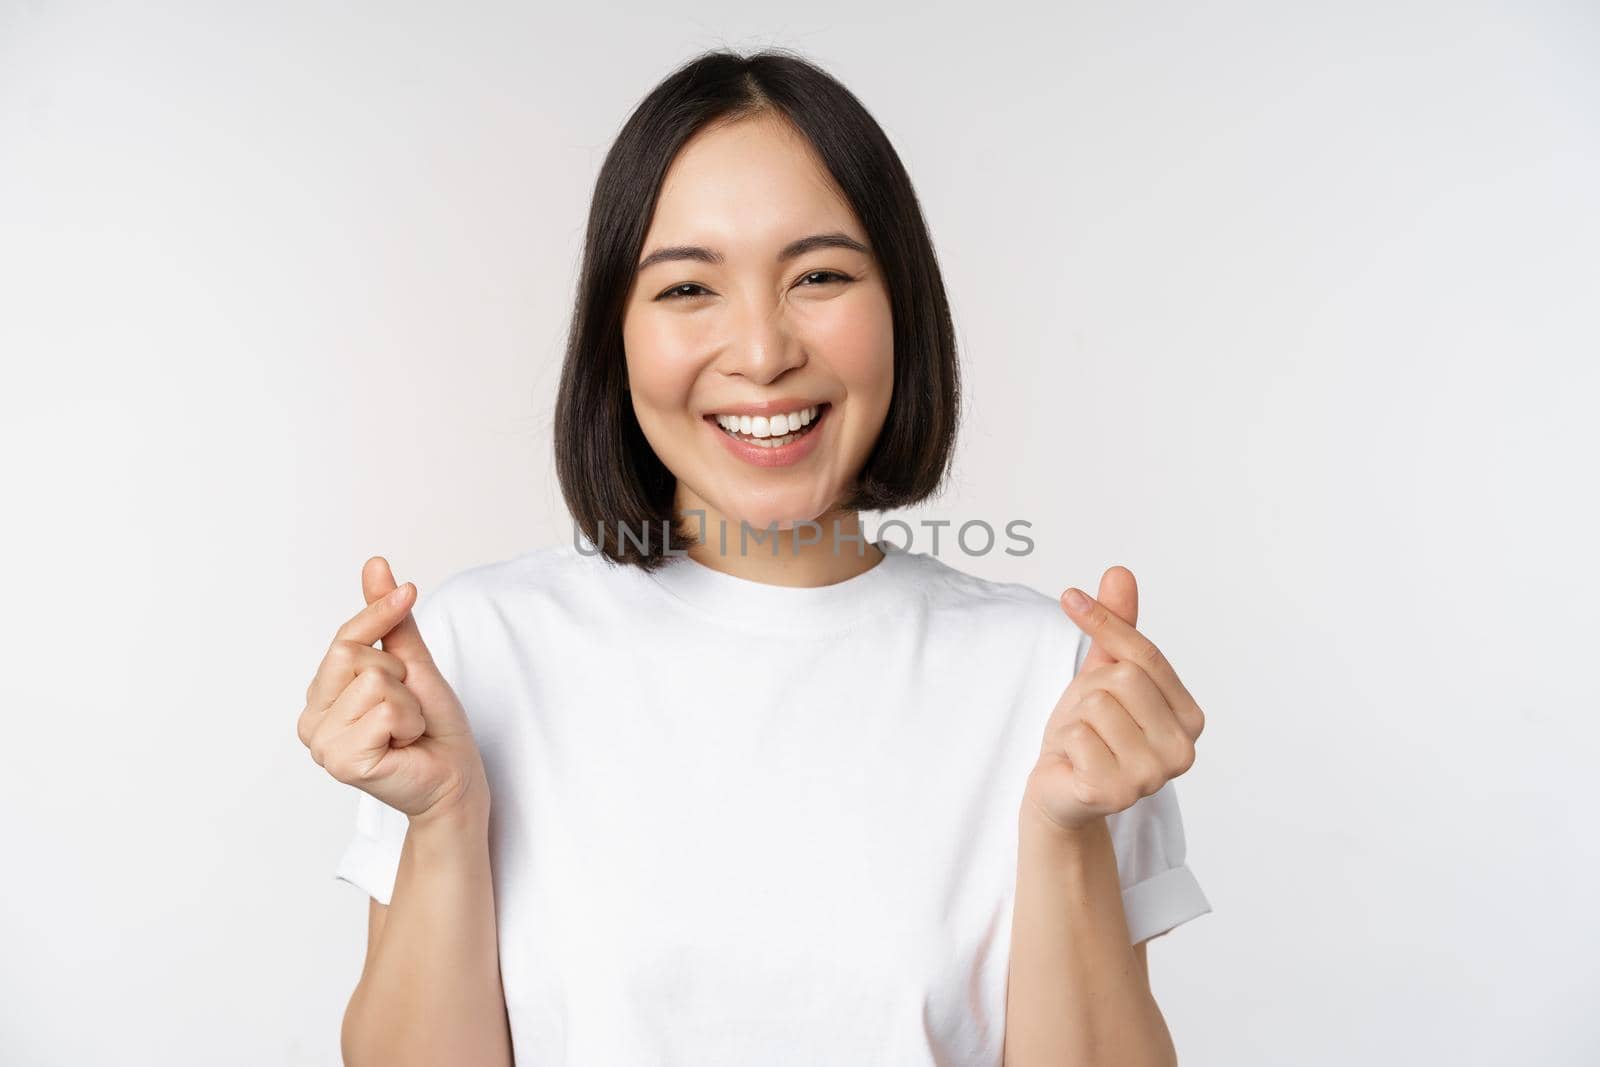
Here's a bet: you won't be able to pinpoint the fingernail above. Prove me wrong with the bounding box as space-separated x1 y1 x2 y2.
1065 588 1090 612
387 584 408 604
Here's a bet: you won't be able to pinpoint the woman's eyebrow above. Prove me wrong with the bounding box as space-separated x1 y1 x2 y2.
636 232 870 272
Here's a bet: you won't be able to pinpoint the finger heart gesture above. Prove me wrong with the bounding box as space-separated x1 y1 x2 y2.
1026 566 1206 835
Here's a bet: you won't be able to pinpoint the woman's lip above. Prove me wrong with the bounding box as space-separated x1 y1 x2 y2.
703 403 830 468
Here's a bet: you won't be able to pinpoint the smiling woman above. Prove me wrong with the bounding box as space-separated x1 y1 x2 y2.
317 46 1210 1067
554 53 962 572
620 113 899 542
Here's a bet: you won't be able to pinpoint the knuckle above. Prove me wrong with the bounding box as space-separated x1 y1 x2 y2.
397 688 423 718
354 666 389 695
1110 660 1141 688
1045 719 1072 753
1061 675 1094 706
379 649 408 683
1135 640 1166 671
321 743 364 784
1172 740 1197 775
1072 778 1102 807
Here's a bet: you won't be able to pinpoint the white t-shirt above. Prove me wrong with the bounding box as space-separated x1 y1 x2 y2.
334 539 1210 1065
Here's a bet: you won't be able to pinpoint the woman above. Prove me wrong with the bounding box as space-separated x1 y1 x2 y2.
301 48 1210 1066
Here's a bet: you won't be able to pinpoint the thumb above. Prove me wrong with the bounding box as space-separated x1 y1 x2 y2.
361 556 435 668
1079 565 1138 671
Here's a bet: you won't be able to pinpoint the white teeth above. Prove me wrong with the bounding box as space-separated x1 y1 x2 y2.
714 405 820 438
713 404 823 445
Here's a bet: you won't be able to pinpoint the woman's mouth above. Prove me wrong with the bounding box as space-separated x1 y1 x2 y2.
703 402 831 467
710 403 826 446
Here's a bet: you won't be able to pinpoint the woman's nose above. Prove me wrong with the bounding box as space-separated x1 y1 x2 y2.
714 297 807 384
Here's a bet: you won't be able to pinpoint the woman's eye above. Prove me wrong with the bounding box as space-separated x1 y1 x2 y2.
799 270 851 287
654 271 852 302
656 283 710 302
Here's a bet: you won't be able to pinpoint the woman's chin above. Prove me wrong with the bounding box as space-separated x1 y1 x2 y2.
676 482 846 541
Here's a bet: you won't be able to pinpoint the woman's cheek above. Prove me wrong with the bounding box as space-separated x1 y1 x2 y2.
624 321 702 406
812 289 894 402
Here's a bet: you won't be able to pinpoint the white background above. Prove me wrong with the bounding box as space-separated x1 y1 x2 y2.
3 2 1596 1064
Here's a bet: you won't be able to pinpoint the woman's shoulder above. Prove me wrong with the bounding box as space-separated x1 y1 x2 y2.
899 547 1068 616
890 548 1088 689
426 542 624 615
896 548 1087 652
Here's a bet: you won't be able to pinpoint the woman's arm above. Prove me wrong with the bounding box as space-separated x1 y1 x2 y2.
1007 570 1206 1065
1003 804 1175 1067
341 799 512 1067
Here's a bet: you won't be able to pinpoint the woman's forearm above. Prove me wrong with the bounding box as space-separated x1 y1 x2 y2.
342 801 512 1067
1004 804 1176 1067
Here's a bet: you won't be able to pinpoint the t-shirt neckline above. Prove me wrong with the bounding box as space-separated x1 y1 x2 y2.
640 538 916 632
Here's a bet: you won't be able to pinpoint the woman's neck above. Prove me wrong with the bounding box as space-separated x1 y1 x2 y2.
670 490 884 589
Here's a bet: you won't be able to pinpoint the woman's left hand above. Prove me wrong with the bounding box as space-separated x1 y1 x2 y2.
1025 566 1206 834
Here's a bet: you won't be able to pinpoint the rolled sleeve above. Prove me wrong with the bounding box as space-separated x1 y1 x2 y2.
332 789 408 906
1105 780 1212 943
1120 863 1211 944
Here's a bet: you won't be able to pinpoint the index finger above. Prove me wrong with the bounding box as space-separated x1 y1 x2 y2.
332 580 416 647
1061 587 1204 739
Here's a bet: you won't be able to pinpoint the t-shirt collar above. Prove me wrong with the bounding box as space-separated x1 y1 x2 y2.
639 538 916 631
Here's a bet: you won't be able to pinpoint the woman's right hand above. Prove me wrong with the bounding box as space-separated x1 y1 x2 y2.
298 556 489 826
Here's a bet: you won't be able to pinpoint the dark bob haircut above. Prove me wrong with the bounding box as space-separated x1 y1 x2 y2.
554 47 961 570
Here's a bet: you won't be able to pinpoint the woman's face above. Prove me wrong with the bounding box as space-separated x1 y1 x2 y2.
622 112 894 536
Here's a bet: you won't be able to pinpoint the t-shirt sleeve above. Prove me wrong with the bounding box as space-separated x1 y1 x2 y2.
333 788 410 906
331 582 459 906
1072 627 1213 945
